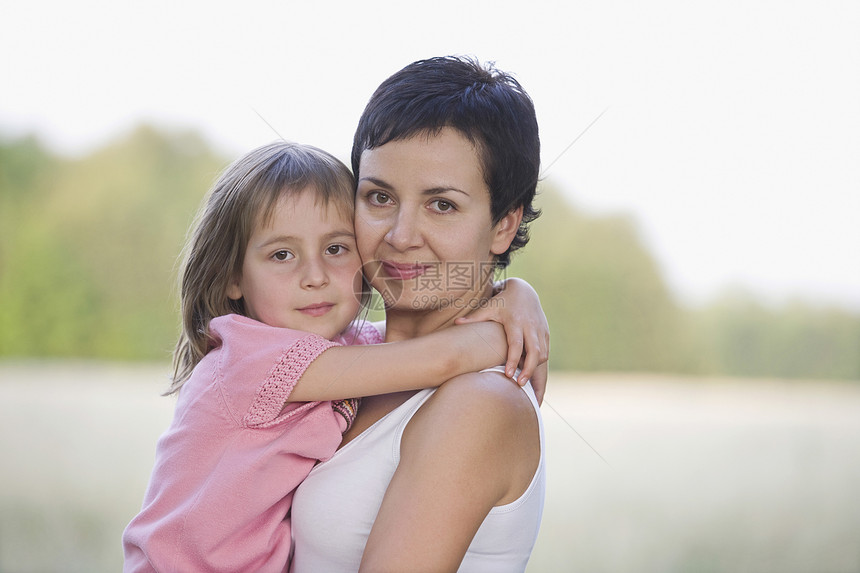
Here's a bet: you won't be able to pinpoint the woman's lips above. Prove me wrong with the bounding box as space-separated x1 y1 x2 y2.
297 303 334 317
381 261 431 281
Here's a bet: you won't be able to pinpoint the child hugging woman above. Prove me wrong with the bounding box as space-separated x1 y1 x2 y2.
122 141 546 572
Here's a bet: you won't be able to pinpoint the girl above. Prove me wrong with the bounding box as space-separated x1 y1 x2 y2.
122 141 547 572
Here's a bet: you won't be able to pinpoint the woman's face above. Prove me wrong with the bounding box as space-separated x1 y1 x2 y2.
354 127 520 312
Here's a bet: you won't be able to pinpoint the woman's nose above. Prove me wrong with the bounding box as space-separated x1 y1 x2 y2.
384 208 424 252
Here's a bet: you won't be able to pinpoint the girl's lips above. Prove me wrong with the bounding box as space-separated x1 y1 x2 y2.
381 261 431 281
297 303 334 317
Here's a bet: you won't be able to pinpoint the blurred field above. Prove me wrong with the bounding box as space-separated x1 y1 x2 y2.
1 362 858 572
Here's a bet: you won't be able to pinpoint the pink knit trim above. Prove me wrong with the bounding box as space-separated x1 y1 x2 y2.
359 322 384 345
335 320 384 346
243 334 338 428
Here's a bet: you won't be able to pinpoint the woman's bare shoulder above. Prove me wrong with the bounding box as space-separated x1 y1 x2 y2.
401 370 540 504
428 370 535 421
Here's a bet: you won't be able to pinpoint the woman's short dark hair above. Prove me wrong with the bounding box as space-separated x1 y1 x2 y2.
351 56 541 268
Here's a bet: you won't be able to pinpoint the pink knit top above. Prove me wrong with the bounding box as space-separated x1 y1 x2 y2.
122 314 381 573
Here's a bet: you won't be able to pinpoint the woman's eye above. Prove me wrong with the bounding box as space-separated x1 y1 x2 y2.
431 199 455 213
273 250 294 261
326 244 345 255
368 191 391 206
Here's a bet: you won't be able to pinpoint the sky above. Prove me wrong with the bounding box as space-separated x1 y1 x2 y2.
2 0 859 309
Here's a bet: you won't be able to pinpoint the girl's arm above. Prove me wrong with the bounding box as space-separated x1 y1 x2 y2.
286 321 510 402
455 277 550 403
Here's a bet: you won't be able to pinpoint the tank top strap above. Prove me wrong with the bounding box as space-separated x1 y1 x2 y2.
479 365 520 379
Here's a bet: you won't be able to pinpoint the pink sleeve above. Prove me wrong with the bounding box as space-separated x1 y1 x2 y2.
244 334 338 427
123 316 348 573
210 314 339 428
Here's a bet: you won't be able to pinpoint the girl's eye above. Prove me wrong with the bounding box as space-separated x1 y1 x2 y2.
273 250 294 261
368 191 392 206
326 244 346 255
430 199 455 213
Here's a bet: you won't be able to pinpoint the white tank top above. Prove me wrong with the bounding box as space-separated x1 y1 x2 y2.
290 368 546 572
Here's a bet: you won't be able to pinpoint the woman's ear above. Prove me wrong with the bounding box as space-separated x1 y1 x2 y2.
490 206 524 255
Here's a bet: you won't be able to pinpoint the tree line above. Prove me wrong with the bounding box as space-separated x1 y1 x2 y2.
1 125 857 380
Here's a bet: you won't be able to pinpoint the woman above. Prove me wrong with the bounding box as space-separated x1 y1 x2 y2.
291 56 547 572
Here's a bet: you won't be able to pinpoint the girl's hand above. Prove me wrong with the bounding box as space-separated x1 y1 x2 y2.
455 277 549 403
529 362 548 406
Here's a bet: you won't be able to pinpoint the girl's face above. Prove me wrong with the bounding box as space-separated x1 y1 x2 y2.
354 127 521 313
227 189 363 339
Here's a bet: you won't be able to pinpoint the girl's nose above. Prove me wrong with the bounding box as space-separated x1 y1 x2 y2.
301 257 329 289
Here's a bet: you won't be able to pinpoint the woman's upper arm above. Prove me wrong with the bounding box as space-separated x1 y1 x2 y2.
359 372 540 573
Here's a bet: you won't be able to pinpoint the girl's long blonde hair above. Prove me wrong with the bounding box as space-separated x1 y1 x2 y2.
166 141 356 395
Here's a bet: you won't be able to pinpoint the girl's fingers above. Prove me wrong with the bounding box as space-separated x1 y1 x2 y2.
530 363 548 405
517 330 546 385
505 326 524 380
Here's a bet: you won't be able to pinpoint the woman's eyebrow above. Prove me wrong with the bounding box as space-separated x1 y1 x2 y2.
357 176 393 190
421 186 468 197
359 176 468 197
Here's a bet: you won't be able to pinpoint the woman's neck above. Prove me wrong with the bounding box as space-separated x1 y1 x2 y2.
383 281 495 342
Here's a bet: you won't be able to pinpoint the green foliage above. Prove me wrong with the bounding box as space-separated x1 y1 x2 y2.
508 186 698 373
692 289 860 379
0 126 228 359
507 187 860 379
1 126 857 380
